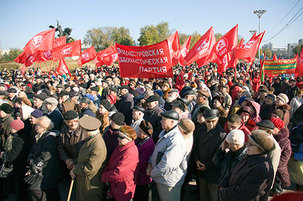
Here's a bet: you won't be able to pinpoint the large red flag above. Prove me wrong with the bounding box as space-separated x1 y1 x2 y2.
14 52 35 67
52 40 81 59
180 36 191 65
208 25 238 74
53 36 67 48
116 40 173 78
56 58 71 76
167 31 181 66
229 31 264 68
94 45 118 67
77 46 97 66
23 29 55 54
295 48 303 77
184 27 216 66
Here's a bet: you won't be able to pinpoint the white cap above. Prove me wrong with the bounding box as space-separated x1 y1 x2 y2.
226 129 245 145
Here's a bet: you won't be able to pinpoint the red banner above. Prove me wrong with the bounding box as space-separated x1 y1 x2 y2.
94 45 118 67
52 40 81 59
77 46 97 66
116 40 173 78
23 29 55 54
34 50 52 62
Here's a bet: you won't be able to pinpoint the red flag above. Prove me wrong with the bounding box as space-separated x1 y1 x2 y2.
184 27 216 66
56 58 71 76
52 40 81 59
77 46 97 66
53 36 67 48
273 53 278 60
229 31 265 68
180 36 191 65
295 48 303 77
23 29 55 54
94 45 118 67
14 52 35 67
21 64 26 76
34 50 52 62
167 31 181 66
116 40 173 78
209 25 238 74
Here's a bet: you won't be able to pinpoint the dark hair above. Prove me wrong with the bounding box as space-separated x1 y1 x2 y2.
227 114 242 124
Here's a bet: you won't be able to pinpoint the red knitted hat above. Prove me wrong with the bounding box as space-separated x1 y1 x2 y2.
10 119 25 131
270 117 284 130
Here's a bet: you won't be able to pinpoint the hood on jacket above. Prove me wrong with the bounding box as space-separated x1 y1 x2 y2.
249 100 261 123
274 127 289 142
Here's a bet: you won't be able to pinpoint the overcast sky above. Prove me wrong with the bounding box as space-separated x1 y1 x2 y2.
0 0 302 50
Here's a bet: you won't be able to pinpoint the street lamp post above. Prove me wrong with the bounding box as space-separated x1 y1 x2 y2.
253 9 266 61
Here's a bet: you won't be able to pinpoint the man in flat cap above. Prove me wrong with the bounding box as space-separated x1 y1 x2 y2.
33 93 48 113
7 87 18 105
101 80 110 100
144 95 164 143
115 85 134 125
148 110 187 201
191 90 210 123
44 97 63 131
194 109 226 201
58 110 87 200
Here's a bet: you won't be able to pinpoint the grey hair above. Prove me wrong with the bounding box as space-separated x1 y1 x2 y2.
37 116 54 130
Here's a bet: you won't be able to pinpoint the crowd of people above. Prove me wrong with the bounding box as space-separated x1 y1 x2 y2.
0 62 302 201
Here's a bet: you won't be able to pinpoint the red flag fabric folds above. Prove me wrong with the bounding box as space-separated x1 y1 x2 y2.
52 40 81 59
23 29 55 54
167 31 181 66
295 48 303 77
184 27 216 66
56 58 71 76
14 52 35 67
230 31 265 66
34 50 52 62
209 25 238 74
180 36 191 65
116 40 173 78
77 46 97 66
53 36 67 48
273 53 278 60
94 45 118 67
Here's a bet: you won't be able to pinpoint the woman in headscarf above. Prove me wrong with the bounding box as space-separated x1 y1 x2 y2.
102 125 139 201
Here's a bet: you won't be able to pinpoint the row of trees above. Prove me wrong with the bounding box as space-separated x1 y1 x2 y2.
83 22 226 51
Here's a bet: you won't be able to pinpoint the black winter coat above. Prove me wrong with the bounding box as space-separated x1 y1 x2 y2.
219 154 274 201
27 130 61 191
194 123 226 183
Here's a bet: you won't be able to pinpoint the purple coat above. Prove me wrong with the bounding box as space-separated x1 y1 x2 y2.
274 128 292 188
135 137 155 185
